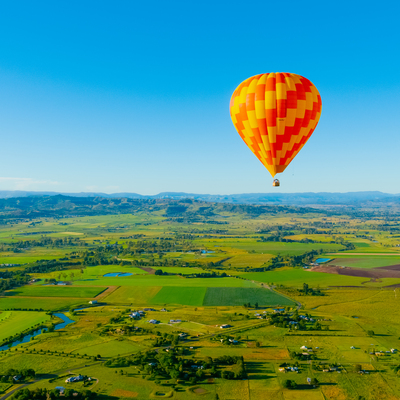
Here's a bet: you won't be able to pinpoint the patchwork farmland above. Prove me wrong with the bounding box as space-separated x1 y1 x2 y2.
2 199 400 399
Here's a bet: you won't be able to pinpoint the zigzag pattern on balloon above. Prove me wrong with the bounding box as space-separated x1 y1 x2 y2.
230 72 322 177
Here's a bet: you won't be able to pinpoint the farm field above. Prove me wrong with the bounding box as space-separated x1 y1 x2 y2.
0 311 50 341
238 268 395 288
2 203 400 399
203 287 295 307
5 285 106 298
194 239 345 255
327 256 400 269
73 274 259 288
0 297 85 311
150 286 207 306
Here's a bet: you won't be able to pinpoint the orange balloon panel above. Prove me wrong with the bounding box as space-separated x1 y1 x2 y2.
230 73 322 177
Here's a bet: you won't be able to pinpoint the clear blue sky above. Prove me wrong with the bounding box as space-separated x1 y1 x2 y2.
0 0 399 194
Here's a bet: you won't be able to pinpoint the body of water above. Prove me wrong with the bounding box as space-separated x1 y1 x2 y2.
103 272 133 277
315 258 331 263
0 312 74 352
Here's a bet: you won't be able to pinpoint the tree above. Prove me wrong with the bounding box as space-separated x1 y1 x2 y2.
303 283 309 294
310 377 319 386
367 330 375 337
283 379 297 389
354 364 362 373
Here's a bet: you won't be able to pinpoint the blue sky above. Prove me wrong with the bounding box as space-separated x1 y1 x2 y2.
0 0 399 194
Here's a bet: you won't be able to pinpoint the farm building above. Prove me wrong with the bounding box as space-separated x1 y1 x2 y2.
89 300 97 304
148 319 159 324
65 375 84 383
220 324 232 329
130 312 141 319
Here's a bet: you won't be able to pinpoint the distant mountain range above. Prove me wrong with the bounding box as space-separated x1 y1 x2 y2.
0 190 398 206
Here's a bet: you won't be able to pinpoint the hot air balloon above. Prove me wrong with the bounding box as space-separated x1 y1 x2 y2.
229 73 322 186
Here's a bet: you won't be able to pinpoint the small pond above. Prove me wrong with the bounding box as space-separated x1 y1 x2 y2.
315 258 331 263
103 272 133 277
0 313 74 351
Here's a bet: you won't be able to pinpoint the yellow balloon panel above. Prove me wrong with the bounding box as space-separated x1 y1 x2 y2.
230 72 322 177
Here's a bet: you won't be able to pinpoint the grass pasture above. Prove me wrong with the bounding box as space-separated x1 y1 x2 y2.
203 287 295 307
0 352 85 374
150 286 207 306
73 275 258 288
0 296 85 311
73 339 143 357
239 268 400 288
104 285 162 304
0 311 50 341
224 253 274 268
5 285 106 298
100 284 295 307
195 239 345 255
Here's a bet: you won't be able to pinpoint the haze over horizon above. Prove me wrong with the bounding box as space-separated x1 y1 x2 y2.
1 0 399 195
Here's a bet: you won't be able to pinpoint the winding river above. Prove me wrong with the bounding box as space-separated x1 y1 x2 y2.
0 312 74 352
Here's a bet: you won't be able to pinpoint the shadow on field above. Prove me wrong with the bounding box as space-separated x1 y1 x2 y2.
295 384 335 390
246 361 274 380
318 382 337 386
35 373 57 380
4 291 20 296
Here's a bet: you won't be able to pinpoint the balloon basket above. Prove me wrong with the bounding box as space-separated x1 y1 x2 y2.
272 179 280 187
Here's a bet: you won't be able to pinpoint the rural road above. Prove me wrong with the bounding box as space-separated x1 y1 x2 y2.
1 380 37 400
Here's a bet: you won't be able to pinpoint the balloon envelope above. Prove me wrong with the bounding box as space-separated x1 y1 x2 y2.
230 73 322 177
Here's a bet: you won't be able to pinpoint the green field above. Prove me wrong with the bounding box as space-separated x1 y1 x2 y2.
150 286 207 306
105 285 162 304
0 297 85 311
80 264 147 278
327 256 400 269
196 239 345 255
78 339 143 357
0 247 79 264
74 275 258 287
5 285 106 298
239 268 400 288
0 311 50 341
202 287 295 306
